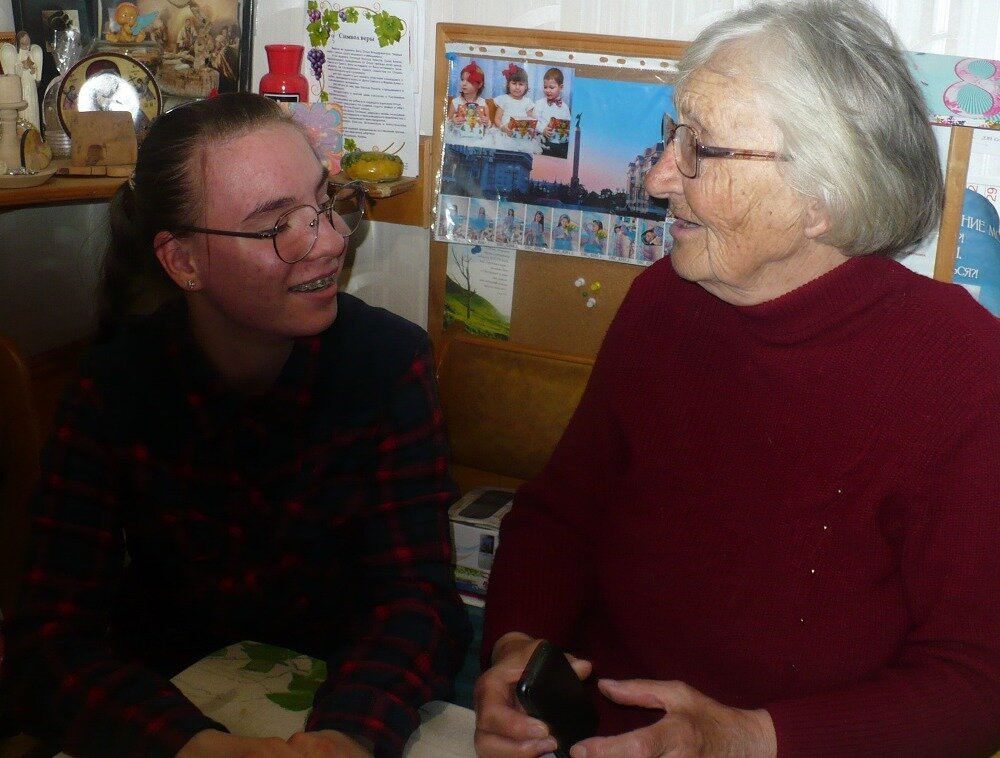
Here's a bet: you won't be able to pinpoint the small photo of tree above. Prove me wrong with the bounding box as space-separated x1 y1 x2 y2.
445 245 513 340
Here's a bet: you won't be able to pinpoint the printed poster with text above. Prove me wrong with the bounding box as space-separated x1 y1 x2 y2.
303 1 419 175
954 129 1000 316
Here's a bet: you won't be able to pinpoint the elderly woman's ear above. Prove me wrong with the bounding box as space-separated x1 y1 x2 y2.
802 197 832 241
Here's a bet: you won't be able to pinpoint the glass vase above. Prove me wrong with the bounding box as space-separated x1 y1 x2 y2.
259 44 309 103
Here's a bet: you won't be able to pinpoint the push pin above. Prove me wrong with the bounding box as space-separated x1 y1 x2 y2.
574 276 600 308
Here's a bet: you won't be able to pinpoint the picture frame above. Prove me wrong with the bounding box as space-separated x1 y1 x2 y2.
93 0 254 99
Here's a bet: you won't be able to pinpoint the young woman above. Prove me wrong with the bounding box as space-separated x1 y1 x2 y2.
2 93 469 758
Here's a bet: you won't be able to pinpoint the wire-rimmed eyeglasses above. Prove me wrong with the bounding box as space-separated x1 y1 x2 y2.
662 113 787 179
173 181 366 264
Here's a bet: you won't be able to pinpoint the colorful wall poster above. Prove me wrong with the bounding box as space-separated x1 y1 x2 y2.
303 1 418 175
953 187 1000 315
953 129 1000 315
435 41 676 267
910 52 1000 131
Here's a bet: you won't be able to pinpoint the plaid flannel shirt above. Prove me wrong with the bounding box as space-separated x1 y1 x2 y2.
2 294 469 757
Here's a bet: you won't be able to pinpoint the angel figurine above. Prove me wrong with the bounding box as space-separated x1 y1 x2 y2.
1 32 44 131
105 2 158 44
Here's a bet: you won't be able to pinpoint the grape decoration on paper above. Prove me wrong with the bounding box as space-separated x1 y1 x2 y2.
306 48 325 81
304 2 407 103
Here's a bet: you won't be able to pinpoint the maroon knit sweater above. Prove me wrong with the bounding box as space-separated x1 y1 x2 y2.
483 255 1000 757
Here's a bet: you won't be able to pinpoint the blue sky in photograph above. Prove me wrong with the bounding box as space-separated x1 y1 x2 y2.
532 77 676 192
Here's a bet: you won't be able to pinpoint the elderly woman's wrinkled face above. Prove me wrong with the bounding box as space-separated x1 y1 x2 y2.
646 47 835 305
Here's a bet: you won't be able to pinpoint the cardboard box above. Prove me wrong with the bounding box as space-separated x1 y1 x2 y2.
448 487 514 597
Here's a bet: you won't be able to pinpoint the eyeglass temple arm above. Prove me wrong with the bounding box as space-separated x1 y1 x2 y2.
699 145 787 161
173 226 278 240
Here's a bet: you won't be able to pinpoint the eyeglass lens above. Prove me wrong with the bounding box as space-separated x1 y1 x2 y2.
275 184 365 263
674 126 697 177
663 114 697 178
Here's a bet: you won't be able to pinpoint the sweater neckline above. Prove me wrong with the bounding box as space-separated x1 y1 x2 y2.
727 255 896 344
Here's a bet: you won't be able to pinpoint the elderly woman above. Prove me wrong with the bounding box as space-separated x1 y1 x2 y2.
474 1 1000 756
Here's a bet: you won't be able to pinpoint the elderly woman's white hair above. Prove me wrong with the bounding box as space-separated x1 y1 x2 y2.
677 0 942 256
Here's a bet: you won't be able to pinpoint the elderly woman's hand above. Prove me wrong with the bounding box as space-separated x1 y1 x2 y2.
569 679 776 758
474 632 592 757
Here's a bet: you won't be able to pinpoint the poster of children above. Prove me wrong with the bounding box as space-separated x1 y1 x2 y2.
436 42 673 268
444 56 574 157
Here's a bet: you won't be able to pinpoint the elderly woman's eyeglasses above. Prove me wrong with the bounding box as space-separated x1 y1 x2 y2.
662 114 787 179
174 181 366 264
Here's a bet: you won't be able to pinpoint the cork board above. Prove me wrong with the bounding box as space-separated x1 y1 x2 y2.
428 24 688 358
507 251 641 354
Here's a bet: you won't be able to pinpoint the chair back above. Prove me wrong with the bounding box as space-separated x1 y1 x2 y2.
436 322 593 493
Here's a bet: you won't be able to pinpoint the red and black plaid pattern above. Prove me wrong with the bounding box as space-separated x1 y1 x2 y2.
2 295 469 757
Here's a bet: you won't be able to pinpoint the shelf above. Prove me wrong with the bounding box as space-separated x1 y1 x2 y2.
1 137 432 229
329 171 419 198
0 160 126 210
0 166 414 210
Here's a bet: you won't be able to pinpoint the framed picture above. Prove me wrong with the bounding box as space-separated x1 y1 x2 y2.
93 0 254 99
11 0 97 95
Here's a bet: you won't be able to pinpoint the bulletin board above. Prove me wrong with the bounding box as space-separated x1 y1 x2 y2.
428 24 687 357
427 23 979 358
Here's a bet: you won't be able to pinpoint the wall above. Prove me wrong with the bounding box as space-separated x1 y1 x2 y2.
0 0 13 32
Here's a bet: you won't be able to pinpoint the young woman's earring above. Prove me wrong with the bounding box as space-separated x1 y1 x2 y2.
187 279 197 290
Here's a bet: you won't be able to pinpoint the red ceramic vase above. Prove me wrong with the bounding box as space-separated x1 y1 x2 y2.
260 44 309 103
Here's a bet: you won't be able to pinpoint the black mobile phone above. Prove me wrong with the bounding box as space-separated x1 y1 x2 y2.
515 639 597 757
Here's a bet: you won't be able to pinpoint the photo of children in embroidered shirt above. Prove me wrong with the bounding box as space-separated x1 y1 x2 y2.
581 214 611 256
551 211 582 253
523 206 551 249
496 202 525 247
437 195 470 241
444 56 575 156
534 66 573 158
468 198 498 243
